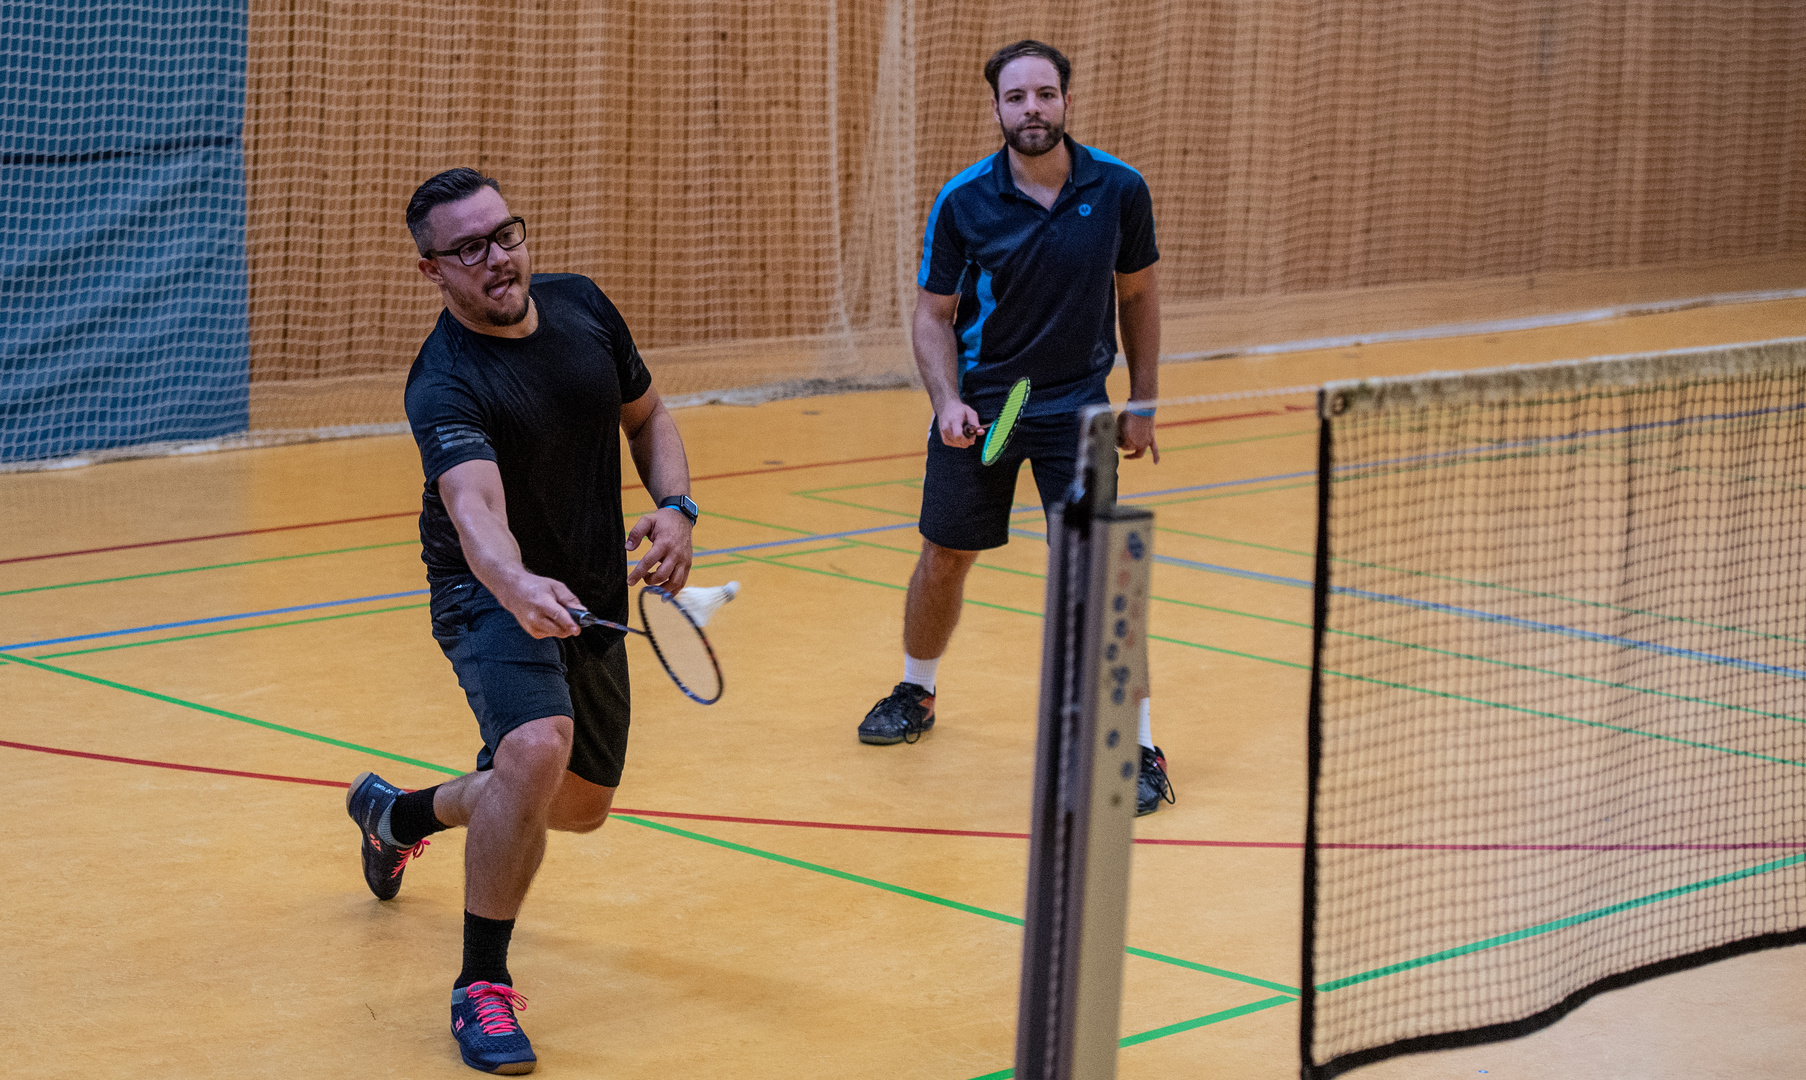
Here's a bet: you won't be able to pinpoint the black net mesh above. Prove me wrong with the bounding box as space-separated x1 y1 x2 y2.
1301 339 1806 1077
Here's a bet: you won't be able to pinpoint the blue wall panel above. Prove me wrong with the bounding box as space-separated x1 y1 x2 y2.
1 0 249 463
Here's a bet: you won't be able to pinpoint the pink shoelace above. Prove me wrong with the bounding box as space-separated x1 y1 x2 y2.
466 982 529 1035
390 838 430 879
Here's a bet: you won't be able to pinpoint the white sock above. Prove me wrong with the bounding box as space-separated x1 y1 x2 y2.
1138 696 1154 751
904 654 940 694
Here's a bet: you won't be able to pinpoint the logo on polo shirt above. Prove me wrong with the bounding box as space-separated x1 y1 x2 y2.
1078 204 1092 216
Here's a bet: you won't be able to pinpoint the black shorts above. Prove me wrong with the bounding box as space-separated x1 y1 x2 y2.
428 574 632 788
918 411 1115 551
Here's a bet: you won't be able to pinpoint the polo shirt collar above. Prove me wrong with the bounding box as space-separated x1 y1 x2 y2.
990 135 1103 200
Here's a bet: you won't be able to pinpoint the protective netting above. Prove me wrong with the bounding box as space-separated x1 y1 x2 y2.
1301 339 1806 1077
2 0 248 463
243 1 1806 437
6 3 1806 464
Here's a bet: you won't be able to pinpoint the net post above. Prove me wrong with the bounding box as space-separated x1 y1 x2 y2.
1016 408 1150 1080
1298 388 1335 1078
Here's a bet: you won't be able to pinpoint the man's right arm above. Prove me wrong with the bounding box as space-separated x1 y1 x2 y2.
914 287 982 448
438 458 581 638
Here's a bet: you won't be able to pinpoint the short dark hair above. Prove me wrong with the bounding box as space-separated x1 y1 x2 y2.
406 168 502 254
984 40 1071 97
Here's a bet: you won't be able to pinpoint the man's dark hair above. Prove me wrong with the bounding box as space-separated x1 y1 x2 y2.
406 167 501 254
983 40 1071 98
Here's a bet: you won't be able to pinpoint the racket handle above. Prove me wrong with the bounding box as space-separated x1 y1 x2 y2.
566 607 639 635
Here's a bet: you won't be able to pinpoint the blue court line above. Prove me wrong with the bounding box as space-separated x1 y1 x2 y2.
1011 536 1806 684
0 591 431 652
1331 583 1806 682
1119 470 1315 500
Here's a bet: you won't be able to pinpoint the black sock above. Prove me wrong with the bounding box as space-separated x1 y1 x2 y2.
456 911 516 989
386 785 448 848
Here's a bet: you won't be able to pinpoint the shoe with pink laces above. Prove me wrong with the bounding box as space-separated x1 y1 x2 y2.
450 981 535 1074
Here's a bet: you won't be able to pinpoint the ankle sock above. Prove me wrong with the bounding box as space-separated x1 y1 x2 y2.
1138 697 1154 751
903 654 939 694
456 911 516 989
381 785 448 848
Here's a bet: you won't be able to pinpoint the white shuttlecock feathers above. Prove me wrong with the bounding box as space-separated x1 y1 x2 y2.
671 580 740 627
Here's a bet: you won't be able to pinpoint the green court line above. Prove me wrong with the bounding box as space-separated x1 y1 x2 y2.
795 493 920 518
2 652 463 776
1120 993 1298 1046
614 814 1294 994
712 509 1806 752
1159 521 1806 652
617 814 1027 924
0 540 420 598
962 994 1299 1079
835 529 1806 732
708 509 1805 765
762 542 860 559
792 477 925 497
32 603 432 658
1149 633 1806 769
1320 849 1806 992
1160 427 1316 454
1124 947 1300 995
1138 479 1318 508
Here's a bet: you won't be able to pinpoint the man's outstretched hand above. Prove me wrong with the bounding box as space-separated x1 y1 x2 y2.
627 506 695 594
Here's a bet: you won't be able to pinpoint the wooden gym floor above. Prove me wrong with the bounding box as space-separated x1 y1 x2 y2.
3 297 1804 1079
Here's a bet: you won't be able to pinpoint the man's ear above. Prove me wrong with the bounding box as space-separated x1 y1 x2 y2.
418 256 442 285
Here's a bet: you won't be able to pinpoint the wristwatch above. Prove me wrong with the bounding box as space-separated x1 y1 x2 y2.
657 494 699 525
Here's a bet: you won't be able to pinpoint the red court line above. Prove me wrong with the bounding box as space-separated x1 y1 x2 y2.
6 452 929 565
5 740 1798 851
1154 403 1317 430
0 739 350 789
610 806 1031 840
0 512 420 566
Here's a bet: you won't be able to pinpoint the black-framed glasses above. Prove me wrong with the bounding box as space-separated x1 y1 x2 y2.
426 217 526 266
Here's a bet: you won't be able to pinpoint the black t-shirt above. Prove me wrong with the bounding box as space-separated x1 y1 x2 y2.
404 273 653 622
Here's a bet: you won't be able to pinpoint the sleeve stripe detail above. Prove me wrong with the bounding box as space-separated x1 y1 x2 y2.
1081 143 1144 180
917 156 996 288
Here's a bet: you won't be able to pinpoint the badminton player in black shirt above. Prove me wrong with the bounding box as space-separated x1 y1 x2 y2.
344 167 698 1074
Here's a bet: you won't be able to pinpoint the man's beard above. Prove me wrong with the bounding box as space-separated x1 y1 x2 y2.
481 284 531 327
1003 115 1064 157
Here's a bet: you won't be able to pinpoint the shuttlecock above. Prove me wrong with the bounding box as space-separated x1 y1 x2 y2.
671 580 740 627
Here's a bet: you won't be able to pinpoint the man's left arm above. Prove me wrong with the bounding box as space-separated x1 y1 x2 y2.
621 386 695 592
1116 262 1160 463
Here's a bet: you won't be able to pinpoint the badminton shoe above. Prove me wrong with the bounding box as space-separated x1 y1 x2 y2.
1137 746 1175 817
451 982 536 1074
346 771 430 901
858 682 936 744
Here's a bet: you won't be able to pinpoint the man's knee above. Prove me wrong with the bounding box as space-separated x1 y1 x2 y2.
494 716 574 791
917 539 979 583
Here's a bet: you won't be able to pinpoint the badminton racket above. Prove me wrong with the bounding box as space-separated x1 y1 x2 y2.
980 377 1031 465
568 581 738 704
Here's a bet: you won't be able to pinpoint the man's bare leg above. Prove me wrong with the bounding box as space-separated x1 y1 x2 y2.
428 715 613 919
860 538 979 744
903 537 979 663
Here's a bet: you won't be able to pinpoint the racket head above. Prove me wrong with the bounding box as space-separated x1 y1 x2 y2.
637 585 725 704
980 377 1031 466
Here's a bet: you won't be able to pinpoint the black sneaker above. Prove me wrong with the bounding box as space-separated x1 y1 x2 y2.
346 771 430 901
1137 746 1175 816
858 682 936 744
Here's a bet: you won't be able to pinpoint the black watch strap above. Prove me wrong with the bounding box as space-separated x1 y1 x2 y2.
657 494 699 525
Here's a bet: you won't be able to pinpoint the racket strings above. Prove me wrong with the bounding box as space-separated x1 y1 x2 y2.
640 588 724 704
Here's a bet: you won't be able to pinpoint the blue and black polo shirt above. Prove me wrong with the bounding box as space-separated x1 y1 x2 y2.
918 136 1158 421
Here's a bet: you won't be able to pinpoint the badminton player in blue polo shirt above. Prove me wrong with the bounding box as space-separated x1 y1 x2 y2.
857 39 1175 815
